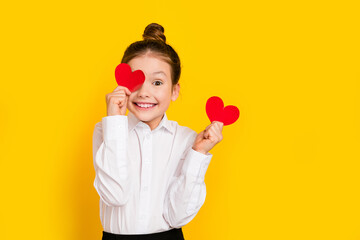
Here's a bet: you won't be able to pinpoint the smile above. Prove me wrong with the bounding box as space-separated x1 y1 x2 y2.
134 102 157 110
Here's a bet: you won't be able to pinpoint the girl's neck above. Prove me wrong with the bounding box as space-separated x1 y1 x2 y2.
141 113 165 131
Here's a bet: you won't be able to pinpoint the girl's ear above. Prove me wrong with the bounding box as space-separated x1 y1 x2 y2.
171 83 180 101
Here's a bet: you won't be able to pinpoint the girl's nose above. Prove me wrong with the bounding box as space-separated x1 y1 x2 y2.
137 81 151 98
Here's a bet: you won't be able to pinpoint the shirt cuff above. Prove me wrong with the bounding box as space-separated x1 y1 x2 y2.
181 148 212 181
101 115 128 141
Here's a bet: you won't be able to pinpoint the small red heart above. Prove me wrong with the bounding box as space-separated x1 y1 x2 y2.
206 96 240 126
115 63 145 92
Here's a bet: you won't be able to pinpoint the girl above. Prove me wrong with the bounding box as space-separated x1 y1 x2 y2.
92 23 224 240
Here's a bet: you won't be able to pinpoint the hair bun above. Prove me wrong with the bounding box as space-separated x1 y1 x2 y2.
142 23 166 43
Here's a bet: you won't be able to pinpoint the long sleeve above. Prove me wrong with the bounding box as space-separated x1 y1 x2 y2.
92 115 133 207
162 134 212 228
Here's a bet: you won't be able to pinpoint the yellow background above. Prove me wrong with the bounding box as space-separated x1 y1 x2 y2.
1 0 359 239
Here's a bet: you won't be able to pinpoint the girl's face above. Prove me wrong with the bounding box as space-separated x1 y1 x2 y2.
127 54 180 130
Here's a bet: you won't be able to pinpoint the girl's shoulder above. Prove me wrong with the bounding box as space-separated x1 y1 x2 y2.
167 119 198 141
95 121 102 128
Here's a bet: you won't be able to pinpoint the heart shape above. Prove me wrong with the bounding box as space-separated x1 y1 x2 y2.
206 96 240 126
115 63 145 92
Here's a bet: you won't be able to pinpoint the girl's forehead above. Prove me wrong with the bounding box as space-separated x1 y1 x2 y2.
129 58 171 78
129 55 170 70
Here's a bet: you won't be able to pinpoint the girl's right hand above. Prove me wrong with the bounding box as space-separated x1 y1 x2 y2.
106 86 132 116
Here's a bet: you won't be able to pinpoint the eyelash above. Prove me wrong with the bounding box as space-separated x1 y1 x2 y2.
153 80 163 86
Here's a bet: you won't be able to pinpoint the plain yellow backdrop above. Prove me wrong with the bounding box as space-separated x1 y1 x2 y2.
1 0 359 239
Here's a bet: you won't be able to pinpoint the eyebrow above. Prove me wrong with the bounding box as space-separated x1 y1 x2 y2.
152 71 167 77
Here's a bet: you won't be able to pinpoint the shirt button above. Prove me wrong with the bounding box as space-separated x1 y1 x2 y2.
143 186 148 191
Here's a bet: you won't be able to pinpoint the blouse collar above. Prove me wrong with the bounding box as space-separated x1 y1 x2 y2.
127 111 174 135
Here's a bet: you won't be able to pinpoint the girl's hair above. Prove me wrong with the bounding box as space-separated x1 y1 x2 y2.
121 23 181 87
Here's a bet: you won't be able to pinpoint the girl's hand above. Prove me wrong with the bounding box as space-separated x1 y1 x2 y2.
106 86 132 116
192 121 224 155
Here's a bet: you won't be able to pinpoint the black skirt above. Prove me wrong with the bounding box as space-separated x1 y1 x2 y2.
102 228 185 240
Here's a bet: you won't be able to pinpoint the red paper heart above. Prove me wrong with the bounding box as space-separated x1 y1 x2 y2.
206 96 240 126
115 63 145 92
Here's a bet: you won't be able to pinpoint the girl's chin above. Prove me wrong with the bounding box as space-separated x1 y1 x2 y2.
131 110 154 120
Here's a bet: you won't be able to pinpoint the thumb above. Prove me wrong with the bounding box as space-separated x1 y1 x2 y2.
195 130 205 142
203 123 212 139
203 129 210 139
125 87 132 96
124 95 129 107
198 130 205 138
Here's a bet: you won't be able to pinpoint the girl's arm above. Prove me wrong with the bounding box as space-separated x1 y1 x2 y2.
92 115 133 207
162 131 212 228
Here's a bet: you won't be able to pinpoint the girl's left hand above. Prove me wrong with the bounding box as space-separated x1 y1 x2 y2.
192 121 224 155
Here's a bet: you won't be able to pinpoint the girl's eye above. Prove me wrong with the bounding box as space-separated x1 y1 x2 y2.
153 80 163 86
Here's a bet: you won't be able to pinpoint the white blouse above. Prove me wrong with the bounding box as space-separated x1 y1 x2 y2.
92 111 213 234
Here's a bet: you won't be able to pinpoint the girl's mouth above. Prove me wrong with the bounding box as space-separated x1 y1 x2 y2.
134 102 157 110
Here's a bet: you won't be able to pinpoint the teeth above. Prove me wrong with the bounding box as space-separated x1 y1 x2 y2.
136 103 155 108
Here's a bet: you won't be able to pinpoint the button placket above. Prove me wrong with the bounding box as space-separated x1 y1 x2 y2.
137 130 152 230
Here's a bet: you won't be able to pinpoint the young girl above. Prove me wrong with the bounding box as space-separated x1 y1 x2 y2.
92 23 224 240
